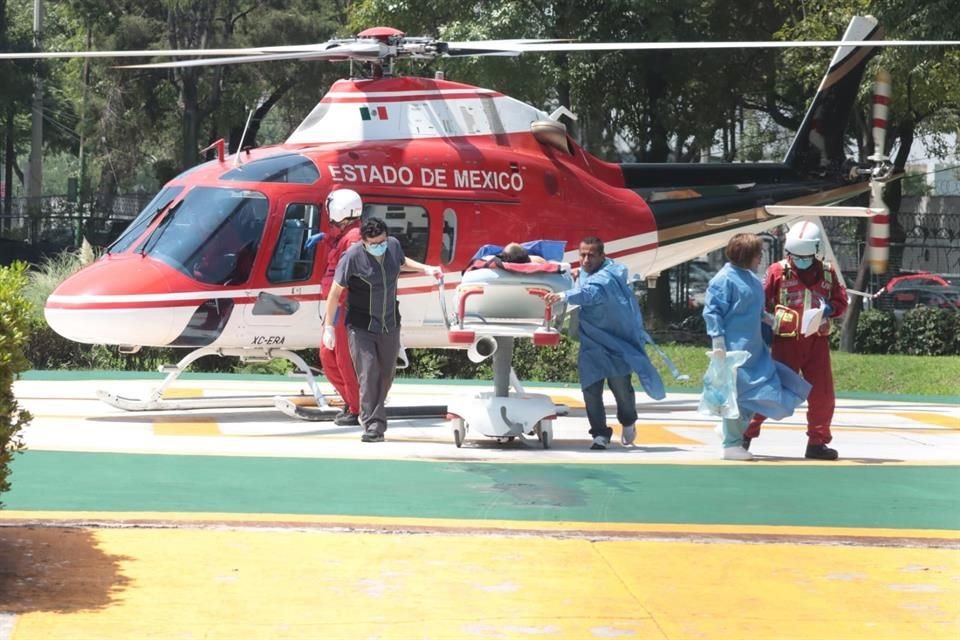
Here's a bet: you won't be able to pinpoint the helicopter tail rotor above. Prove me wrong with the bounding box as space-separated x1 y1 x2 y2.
867 69 893 275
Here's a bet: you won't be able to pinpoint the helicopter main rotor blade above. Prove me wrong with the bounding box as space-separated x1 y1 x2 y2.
118 43 384 69
442 38 571 56
0 48 274 60
469 38 960 53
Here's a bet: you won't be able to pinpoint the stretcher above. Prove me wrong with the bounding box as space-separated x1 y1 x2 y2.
439 261 574 448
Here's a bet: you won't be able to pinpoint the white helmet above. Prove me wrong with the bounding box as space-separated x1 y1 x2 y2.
784 221 821 257
326 188 362 223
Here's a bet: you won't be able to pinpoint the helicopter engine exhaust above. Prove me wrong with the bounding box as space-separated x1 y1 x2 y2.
467 336 498 363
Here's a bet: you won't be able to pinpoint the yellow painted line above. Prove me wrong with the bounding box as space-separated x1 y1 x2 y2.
5 527 959 640
549 394 585 409
611 423 703 444
153 418 221 437
894 412 960 429
159 388 203 399
3 510 959 540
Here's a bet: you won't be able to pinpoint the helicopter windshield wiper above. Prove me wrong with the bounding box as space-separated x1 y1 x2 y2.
138 201 182 256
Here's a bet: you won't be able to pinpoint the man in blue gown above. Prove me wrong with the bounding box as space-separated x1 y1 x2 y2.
545 236 665 450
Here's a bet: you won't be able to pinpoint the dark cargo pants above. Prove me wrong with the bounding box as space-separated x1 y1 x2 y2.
347 325 401 436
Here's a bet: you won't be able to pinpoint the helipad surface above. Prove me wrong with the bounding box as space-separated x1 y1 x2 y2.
1 373 958 639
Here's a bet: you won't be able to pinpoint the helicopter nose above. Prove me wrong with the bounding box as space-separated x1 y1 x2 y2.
44 255 183 346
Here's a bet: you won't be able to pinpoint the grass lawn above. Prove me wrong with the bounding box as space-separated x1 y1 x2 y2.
655 344 960 398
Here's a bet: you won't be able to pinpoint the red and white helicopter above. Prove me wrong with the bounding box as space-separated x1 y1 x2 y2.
5 15 933 427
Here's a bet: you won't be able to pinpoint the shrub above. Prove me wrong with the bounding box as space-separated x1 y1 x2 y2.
854 309 898 354
897 307 959 356
0 262 33 506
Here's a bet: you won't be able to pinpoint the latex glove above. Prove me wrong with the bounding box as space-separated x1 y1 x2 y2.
322 326 335 350
762 311 775 326
815 296 832 317
305 232 325 249
544 291 566 305
425 265 442 278
711 336 726 360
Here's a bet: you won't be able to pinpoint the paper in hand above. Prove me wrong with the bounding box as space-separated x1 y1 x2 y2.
802 307 824 337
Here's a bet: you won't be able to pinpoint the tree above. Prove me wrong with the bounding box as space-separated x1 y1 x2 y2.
0 0 39 223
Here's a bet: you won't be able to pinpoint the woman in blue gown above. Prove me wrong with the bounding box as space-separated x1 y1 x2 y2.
702 234 811 460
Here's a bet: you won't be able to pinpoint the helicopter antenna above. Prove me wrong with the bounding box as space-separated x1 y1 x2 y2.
234 108 256 166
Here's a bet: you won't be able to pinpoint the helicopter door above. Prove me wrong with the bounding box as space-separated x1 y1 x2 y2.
243 200 322 346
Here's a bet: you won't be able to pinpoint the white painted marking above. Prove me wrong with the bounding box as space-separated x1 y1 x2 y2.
0 614 17 640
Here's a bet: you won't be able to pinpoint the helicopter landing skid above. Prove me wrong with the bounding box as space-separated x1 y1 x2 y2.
274 397 448 422
96 346 332 413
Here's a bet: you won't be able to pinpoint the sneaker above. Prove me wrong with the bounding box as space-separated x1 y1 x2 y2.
590 436 610 450
723 446 754 461
334 412 360 426
805 443 838 460
360 432 384 443
621 425 637 446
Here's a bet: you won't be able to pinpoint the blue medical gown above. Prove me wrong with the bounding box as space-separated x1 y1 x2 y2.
566 259 665 399
702 263 810 420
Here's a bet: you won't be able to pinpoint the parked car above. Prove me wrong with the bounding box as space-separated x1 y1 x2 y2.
876 272 951 295
874 284 960 321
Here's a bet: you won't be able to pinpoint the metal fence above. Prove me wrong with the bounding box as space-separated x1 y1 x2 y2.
0 193 152 248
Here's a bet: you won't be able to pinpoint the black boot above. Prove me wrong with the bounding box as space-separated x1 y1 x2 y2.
334 411 360 426
805 443 838 460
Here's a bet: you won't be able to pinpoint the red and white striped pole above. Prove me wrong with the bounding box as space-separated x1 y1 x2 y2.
868 70 891 274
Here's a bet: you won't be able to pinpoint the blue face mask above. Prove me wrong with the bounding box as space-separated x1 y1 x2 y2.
365 241 387 257
792 257 814 270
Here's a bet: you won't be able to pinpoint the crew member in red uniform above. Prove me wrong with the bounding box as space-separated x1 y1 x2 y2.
319 189 363 425
745 222 847 460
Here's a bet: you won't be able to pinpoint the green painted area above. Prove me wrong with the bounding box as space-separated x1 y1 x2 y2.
6 451 960 530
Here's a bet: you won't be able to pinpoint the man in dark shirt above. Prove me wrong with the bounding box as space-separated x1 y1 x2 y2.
323 217 440 442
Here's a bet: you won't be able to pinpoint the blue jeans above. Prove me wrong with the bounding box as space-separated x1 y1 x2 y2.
583 374 637 438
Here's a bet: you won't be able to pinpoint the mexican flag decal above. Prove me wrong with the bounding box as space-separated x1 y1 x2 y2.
360 106 389 121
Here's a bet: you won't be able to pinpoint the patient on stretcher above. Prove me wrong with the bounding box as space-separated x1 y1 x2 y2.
458 240 572 322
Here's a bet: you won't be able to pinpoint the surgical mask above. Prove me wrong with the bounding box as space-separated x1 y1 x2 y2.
792 257 814 270
365 241 387 257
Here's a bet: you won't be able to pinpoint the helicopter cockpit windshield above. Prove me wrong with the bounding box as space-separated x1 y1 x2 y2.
140 186 268 285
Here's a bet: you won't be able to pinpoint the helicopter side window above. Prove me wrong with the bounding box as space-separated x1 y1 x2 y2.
220 154 320 184
190 197 268 285
441 208 457 265
267 203 320 284
361 203 430 263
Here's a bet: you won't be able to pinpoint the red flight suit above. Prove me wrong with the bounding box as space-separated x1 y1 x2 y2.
319 221 362 415
746 257 847 445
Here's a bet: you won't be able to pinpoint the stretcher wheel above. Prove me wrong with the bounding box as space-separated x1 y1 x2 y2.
536 420 553 449
451 418 466 448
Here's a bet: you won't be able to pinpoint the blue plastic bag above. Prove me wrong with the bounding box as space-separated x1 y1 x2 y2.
697 350 750 419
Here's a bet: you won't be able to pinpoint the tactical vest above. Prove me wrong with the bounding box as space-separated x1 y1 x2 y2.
771 259 834 338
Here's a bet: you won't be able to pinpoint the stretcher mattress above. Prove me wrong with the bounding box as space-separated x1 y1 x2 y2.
457 267 573 321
